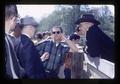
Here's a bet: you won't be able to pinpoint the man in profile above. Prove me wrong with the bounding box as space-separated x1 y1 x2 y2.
15 16 46 79
74 14 114 68
5 5 23 79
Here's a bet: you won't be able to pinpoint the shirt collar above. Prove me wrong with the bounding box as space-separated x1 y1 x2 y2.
52 39 60 47
74 32 77 34
22 33 31 39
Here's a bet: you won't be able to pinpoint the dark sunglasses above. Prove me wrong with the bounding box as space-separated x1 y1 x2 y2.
52 31 61 34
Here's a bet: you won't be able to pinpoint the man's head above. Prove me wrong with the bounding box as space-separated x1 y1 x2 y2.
76 22 94 36
75 14 100 36
51 26 63 42
5 5 18 34
21 16 38 38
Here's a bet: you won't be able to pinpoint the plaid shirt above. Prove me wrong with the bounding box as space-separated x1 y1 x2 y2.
36 40 70 73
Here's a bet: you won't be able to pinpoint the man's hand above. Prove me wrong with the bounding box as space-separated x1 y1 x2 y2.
46 35 52 40
40 52 49 62
61 34 79 52
61 33 67 41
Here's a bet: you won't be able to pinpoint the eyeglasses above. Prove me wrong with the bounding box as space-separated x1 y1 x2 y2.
52 31 61 34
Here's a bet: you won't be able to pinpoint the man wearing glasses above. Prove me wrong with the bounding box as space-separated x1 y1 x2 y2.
36 26 78 79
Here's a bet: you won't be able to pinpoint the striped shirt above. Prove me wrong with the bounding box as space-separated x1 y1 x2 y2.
36 40 70 73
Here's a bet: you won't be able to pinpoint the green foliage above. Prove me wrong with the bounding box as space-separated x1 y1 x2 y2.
37 5 114 41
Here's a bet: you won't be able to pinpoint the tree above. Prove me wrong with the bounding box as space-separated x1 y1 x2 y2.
37 5 114 41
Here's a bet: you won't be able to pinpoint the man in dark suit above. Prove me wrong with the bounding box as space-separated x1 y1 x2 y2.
74 14 114 67
16 16 46 79
5 5 25 79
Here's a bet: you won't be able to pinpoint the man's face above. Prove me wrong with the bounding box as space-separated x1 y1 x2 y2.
77 22 93 36
24 25 36 38
9 16 18 31
29 26 36 38
51 27 62 41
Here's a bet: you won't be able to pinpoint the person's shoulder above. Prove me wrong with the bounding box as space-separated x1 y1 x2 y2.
21 34 33 45
21 34 29 39
61 42 69 48
36 39 51 46
93 26 103 33
88 26 102 37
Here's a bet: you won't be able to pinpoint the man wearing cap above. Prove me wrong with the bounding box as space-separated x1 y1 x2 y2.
16 16 46 79
74 14 114 68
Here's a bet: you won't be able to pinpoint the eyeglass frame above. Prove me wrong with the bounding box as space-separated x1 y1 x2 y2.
52 31 61 34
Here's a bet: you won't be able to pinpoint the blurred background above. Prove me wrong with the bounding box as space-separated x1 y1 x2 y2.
17 5 114 43
16 5 115 79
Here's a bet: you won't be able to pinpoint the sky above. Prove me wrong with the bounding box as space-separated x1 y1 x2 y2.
17 5 114 22
17 5 56 22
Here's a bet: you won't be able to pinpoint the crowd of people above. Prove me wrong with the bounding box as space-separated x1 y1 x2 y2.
4 5 114 79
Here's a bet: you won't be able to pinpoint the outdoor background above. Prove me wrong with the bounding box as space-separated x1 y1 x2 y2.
17 5 114 42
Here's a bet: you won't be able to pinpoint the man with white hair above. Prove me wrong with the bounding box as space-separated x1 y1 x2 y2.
16 16 46 79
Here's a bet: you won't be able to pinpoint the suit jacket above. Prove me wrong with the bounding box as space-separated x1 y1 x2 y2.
86 25 114 62
16 34 46 79
5 35 22 79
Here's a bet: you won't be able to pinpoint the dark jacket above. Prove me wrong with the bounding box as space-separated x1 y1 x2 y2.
36 40 70 74
16 34 46 79
86 25 114 62
5 35 19 79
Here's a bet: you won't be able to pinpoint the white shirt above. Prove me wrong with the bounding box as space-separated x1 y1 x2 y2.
52 39 60 47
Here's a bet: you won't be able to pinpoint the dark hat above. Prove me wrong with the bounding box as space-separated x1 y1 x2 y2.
20 16 38 27
75 14 100 25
